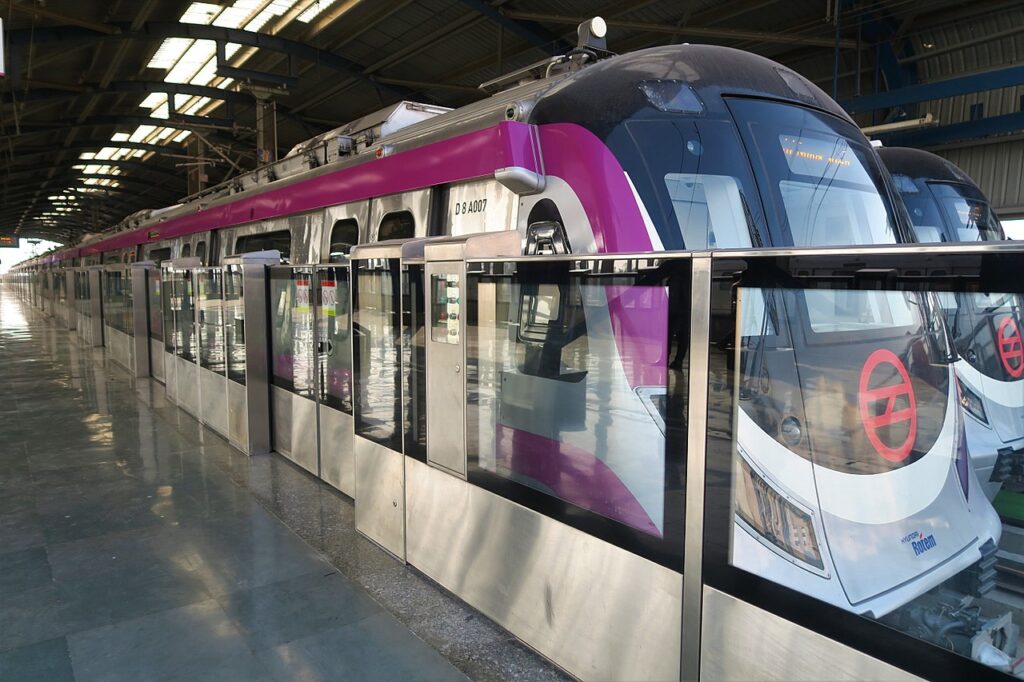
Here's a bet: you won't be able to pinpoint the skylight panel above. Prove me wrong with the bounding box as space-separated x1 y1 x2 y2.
129 125 157 143
152 102 170 119
111 133 130 142
173 130 192 143
79 152 96 160
181 2 222 25
165 40 217 84
190 58 218 86
245 0 300 33
183 97 212 115
297 0 338 23
139 93 166 110
148 38 193 70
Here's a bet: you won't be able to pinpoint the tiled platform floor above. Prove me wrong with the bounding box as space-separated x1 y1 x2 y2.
0 288 565 681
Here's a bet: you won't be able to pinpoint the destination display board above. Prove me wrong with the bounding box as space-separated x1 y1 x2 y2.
0 235 19 248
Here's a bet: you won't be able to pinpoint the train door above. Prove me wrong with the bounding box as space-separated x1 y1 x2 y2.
175 262 200 418
161 262 178 403
314 202 366 496
87 266 104 348
146 266 165 384
268 264 319 475
424 258 467 475
101 265 134 372
350 240 408 558
196 265 228 437
316 262 354 495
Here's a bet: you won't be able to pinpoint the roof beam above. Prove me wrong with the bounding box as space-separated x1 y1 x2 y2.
0 0 121 35
456 0 572 55
842 64 1024 113
875 111 1024 147
1 81 253 106
502 11 857 48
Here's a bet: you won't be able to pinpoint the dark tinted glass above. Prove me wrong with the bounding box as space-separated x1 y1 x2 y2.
729 97 901 247
236 230 292 263
329 219 359 261
378 211 415 241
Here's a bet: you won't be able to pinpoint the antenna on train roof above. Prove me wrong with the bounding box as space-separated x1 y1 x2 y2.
478 17 611 94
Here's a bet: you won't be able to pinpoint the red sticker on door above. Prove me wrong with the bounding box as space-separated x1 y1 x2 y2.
858 349 918 463
997 317 1024 379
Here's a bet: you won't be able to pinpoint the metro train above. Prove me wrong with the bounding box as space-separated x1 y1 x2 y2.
881 146 1024 500
8 28 1013 679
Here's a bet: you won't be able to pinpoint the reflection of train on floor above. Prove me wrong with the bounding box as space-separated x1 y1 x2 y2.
881 146 1024 501
8 21 1017 679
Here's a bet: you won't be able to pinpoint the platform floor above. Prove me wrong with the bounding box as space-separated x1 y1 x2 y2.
0 289 564 682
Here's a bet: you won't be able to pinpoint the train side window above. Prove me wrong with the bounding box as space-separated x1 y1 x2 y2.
195 241 206 265
235 230 291 263
328 219 359 261
148 248 171 264
378 211 414 241
182 244 191 258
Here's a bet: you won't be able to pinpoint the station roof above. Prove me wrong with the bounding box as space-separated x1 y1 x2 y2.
0 0 1019 243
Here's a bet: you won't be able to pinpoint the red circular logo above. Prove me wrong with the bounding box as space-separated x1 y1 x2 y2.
997 317 1024 379
858 349 918 463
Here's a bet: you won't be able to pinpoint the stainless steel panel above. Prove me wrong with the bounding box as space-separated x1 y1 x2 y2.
200 367 228 437
290 392 319 476
354 435 406 560
368 189 432 241
424 261 466 477
164 351 178 403
445 179 518 237
150 338 165 383
242 262 272 456
682 255 712 681
227 380 248 452
322 202 370 262
272 385 293 456
405 458 681 682
318 405 354 496
177 357 200 418
700 587 918 681
105 327 130 372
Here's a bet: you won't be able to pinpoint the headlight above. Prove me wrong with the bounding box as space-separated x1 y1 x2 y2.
957 377 989 425
735 454 824 569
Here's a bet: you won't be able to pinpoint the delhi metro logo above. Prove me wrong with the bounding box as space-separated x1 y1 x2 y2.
997 317 1024 379
858 349 918 463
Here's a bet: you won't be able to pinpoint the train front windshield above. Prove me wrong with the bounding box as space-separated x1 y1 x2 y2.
896 177 1006 242
617 97 902 250
728 98 901 247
